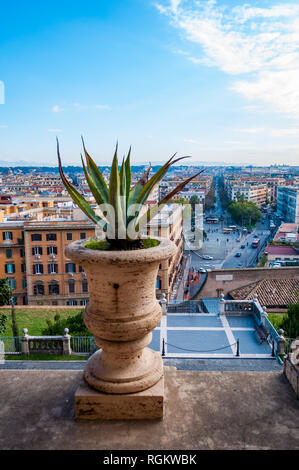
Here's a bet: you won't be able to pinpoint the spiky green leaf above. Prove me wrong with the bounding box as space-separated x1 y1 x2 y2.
136 155 190 207
57 139 104 226
136 169 205 233
108 144 126 239
81 137 109 203
81 154 105 206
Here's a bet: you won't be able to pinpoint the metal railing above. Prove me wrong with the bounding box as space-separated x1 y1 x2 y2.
167 300 200 313
70 336 97 355
0 337 22 354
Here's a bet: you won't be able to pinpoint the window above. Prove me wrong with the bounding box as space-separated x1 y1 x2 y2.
66 233 73 241
66 300 77 306
3 231 12 241
79 265 84 272
48 263 58 274
82 280 88 293
68 280 75 294
46 233 57 241
80 232 86 240
5 263 15 274
47 246 58 255
20 248 25 257
31 233 42 241
156 277 162 289
49 282 59 295
65 263 76 273
33 264 43 275
5 248 12 258
7 278 16 289
80 299 88 306
21 263 26 273
32 246 42 256
22 278 27 289
34 283 44 295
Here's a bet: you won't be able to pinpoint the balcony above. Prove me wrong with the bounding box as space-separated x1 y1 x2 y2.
0 366 298 449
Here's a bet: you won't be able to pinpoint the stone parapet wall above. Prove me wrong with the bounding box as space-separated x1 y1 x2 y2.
284 358 299 399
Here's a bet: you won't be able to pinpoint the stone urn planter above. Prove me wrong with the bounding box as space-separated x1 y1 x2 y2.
65 237 177 419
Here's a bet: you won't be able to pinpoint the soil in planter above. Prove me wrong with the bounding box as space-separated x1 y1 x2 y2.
84 238 160 251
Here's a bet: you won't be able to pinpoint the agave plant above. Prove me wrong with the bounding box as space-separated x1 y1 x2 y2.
57 138 204 249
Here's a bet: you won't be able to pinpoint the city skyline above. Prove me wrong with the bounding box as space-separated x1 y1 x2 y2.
0 0 299 166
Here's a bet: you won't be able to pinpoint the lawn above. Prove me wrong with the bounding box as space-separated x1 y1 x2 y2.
0 307 83 337
4 354 87 361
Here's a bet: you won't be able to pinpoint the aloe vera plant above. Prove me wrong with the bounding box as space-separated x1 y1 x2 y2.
57 138 204 249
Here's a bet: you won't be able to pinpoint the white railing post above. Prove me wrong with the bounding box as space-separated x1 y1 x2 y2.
63 328 72 355
220 293 225 315
159 293 167 316
262 306 268 327
277 329 286 356
21 328 30 355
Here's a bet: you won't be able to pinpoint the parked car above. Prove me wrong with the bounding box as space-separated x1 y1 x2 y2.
240 245 245 249
235 252 241 257
203 255 213 260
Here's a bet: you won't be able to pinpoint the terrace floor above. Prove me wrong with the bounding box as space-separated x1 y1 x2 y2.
150 313 273 359
0 367 298 450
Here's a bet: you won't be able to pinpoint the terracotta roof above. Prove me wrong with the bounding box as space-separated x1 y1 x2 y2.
229 279 299 307
265 245 299 256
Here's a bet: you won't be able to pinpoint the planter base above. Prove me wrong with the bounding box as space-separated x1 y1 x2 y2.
75 375 164 420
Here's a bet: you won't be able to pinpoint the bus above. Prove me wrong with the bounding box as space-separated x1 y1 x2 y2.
206 217 219 224
229 225 237 231
251 237 260 248
223 228 233 234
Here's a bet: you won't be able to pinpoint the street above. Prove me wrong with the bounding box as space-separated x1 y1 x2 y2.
188 179 275 271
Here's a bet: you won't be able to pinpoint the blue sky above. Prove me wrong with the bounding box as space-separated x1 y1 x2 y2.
0 0 299 166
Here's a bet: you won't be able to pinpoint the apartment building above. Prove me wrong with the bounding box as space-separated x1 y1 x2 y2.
146 204 183 300
0 222 27 305
0 199 183 304
24 220 95 306
277 186 299 223
229 183 268 207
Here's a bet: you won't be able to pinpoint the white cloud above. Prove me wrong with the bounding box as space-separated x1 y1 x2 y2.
236 128 265 134
95 104 109 109
269 128 299 137
156 1 299 119
183 138 201 144
52 105 63 113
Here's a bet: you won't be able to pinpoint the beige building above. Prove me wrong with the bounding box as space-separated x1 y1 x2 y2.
230 183 268 207
146 204 183 300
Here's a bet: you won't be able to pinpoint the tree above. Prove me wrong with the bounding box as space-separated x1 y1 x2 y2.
205 182 216 211
227 200 261 228
0 278 12 336
42 311 92 336
281 300 299 339
0 278 12 306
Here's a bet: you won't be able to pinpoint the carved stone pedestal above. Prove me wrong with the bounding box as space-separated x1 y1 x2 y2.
65 237 176 420
75 374 164 420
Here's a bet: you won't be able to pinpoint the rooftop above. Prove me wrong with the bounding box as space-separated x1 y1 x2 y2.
229 279 299 307
265 245 299 256
0 367 298 449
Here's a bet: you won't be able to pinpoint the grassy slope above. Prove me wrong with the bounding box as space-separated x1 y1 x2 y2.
268 313 286 332
0 308 82 337
4 354 87 361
